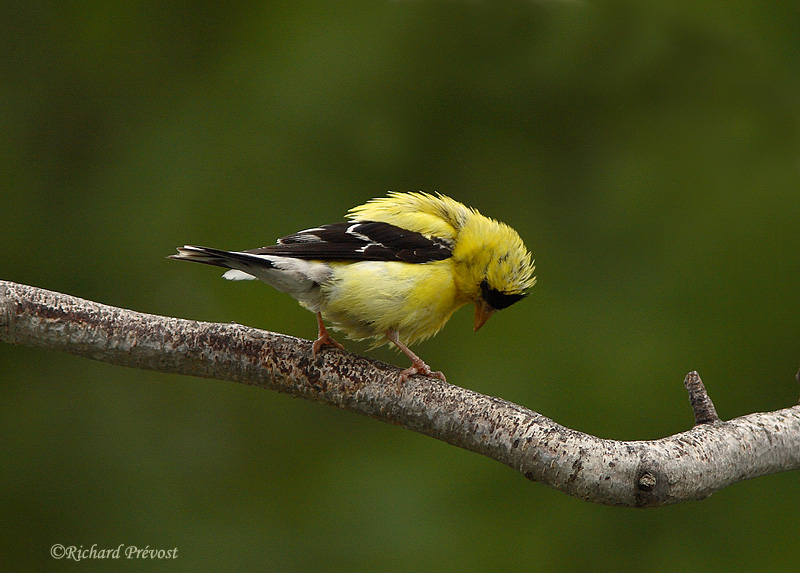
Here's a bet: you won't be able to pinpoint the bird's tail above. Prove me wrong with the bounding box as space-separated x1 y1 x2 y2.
169 245 269 280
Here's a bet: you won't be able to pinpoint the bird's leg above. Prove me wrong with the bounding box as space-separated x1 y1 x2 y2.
312 312 345 356
385 330 446 383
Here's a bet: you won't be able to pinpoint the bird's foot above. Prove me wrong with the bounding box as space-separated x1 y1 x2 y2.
398 359 446 384
384 329 446 384
312 332 345 357
312 312 345 357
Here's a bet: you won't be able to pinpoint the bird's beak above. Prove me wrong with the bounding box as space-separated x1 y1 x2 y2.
474 300 496 332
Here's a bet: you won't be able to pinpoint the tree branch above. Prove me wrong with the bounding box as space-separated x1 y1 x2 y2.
2 279 798 507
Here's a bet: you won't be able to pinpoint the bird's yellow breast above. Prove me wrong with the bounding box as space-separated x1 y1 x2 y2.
319 259 469 346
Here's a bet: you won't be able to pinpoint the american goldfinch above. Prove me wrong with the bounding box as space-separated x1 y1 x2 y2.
170 192 535 382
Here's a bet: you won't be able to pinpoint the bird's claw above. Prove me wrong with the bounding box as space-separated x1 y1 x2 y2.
398 362 446 384
312 333 345 357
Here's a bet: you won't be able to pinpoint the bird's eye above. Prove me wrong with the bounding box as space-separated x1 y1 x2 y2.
479 279 527 310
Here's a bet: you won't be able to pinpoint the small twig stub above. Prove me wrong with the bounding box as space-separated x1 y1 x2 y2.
684 371 721 425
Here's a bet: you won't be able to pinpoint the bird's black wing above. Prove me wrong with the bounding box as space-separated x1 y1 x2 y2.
245 221 452 264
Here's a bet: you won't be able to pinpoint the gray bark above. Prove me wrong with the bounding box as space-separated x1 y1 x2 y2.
1 279 798 507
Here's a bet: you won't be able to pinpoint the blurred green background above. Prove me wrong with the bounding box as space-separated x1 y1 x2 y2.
2 1 799 570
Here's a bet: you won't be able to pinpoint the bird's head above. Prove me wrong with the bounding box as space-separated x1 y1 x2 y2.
452 211 536 331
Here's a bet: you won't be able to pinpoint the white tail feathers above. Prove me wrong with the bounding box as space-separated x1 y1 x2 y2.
222 269 256 281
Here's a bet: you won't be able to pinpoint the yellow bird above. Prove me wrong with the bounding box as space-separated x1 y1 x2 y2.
170 192 536 382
